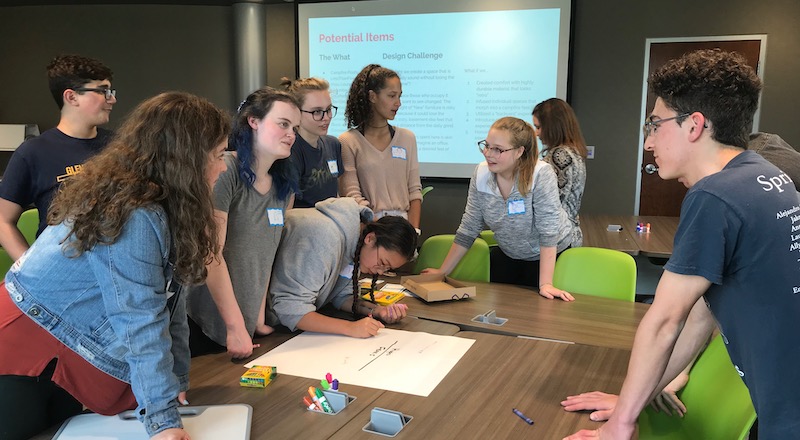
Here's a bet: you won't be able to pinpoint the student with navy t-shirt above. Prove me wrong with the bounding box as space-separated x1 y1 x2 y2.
282 76 343 208
565 50 800 440
0 55 115 260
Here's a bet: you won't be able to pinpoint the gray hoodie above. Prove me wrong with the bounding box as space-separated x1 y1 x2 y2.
267 198 372 331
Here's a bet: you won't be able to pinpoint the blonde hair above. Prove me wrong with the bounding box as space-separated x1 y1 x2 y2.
280 76 330 107
490 117 538 196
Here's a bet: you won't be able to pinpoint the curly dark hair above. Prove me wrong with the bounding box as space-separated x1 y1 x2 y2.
649 49 762 149
344 64 399 129
48 92 229 285
230 86 300 201
47 54 113 109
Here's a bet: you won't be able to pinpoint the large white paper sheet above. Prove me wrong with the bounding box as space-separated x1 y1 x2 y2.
246 329 474 397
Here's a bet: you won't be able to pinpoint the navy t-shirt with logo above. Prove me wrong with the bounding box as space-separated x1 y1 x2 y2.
0 128 111 235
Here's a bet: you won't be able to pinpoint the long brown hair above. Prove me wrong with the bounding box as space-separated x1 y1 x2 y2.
490 117 538 197
48 92 230 285
532 98 588 158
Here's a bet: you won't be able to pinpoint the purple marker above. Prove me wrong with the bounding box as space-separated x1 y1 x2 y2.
332 379 339 391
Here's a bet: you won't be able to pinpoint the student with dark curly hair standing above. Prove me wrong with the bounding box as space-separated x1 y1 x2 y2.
338 64 422 233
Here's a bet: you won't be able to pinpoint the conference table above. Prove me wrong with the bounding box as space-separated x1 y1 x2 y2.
33 287 647 440
402 280 650 350
581 214 679 258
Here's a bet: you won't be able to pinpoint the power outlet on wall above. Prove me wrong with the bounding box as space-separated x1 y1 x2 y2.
586 145 595 159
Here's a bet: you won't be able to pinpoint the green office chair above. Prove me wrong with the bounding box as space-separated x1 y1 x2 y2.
0 208 39 280
18 208 39 245
0 248 13 280
420 186 434 201
552 247 636 302
638 335 756 440
478 230 497 247
414 234 490 282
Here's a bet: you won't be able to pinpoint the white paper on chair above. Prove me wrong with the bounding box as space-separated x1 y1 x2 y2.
245 328 474 397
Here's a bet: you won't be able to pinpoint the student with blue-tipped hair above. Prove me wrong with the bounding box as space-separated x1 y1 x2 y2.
187 87 301 359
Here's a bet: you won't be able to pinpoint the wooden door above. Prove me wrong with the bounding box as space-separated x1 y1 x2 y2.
638 39 764 216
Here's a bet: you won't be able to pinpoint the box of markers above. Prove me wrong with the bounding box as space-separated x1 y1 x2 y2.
240 365 277 388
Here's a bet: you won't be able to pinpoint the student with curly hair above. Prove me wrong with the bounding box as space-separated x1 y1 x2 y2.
0 54 116 260
0 92 230 440
268 198 416 337
565 49 798 440
281 76 343 207
339 64 422 231
187 87 300 359
532 98 587 245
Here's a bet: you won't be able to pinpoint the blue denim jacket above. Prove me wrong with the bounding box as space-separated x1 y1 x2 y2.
4 206 189 437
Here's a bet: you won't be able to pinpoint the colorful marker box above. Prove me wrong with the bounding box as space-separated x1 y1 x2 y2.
239 365 277 388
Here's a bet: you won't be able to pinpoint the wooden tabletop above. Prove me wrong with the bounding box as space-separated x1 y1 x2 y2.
329 331 630 440
403 281 649 350
623 215 680 258
579 214 639 255
188 317 460 440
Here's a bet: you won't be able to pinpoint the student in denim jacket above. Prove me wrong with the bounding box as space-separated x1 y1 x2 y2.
0 92 230 440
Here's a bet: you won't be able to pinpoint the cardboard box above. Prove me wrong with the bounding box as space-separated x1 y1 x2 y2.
400 274 477 302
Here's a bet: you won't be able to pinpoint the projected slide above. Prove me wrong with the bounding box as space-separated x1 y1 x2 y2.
305 7 565 177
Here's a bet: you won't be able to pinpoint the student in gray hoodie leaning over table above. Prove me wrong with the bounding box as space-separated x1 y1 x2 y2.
267 198 417 337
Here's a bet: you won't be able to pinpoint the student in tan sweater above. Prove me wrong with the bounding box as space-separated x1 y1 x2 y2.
339 64 422 231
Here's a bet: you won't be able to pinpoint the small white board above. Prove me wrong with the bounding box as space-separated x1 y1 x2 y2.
53 404 252 440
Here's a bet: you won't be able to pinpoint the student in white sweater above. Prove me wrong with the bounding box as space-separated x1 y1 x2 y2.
339 64 422 231
422 117 580 301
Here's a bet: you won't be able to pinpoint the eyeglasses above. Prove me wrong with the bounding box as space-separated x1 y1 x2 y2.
373 246 393 274
301 105 337 121
642 113 690 138
75 87 116 101
478 140 520 157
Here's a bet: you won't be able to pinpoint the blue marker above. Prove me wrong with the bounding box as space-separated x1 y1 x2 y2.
512 408 534 425
332 379 339 390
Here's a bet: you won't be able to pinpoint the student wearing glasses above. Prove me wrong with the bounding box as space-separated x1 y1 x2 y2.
532 98 588 245
282 77 343 208
186 87 299 359
423 117 579 301
267 198 416 338
565 50 799 440
0 54 115 261
339 64 422 232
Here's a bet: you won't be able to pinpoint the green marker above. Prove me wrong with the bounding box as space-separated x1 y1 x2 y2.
315 387 334 413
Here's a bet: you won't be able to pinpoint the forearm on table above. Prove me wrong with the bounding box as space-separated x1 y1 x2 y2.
297 310 356 336
538 246 557 286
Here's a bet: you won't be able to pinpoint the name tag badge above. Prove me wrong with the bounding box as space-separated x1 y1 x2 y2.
266 208 284 226
339 263 354 279
507 199 526 215
327 159 339 176
391 146 407 160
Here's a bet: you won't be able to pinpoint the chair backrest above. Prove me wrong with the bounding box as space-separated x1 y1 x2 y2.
18 208 39 245
414 234 490 282
478 230 498 247
420 186 434 200
638 335 756 440
552 247 636 302
0 248 13 280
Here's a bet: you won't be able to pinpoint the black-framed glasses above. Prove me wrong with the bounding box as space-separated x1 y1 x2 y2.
642 113 690 138
301 105 337 121
75 87 116 101
478 140 520 157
